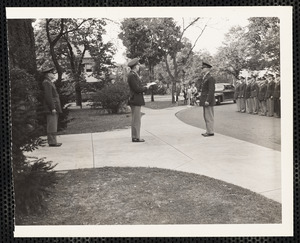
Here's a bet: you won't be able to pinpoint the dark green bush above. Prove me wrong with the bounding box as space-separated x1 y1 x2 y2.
14 158 57 216
10 68 57 215
93 81 130 114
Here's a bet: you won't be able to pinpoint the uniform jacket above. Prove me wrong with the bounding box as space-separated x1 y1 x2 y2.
251 82 259 98
42 78 62 114
200 73 215 106
245 84 252 99
127 70 147 106
273 82 280 99
258 82 267 101
265 80 275 99
234 83 240 99
238 82 246 98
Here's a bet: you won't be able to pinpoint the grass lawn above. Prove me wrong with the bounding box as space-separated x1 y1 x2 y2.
17 167 281 225
58 108 131 135
144 100 177 109
58 101 176 135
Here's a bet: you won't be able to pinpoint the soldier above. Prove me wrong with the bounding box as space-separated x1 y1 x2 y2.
258 76 268 116
273 74 281 118
265 73 275 117
234 80 241 112
238 76 246 113
199 62 216 137
245 77 253 114
250 76 260 114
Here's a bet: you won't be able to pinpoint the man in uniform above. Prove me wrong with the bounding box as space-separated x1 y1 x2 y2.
245 77 253 114
199 62 215 137
258 75 268 116
42 63 62 147
234 80 241 112
250 76 260 114
238 76 246 113
265 73 275 117
127 58 153 142
273 74 281 118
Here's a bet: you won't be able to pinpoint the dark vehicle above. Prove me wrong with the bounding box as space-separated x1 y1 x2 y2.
214 83 236 105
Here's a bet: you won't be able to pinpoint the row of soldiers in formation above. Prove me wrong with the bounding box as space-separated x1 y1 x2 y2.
234 72 281 118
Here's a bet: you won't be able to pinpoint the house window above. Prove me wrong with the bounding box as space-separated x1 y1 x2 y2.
85 64 93 72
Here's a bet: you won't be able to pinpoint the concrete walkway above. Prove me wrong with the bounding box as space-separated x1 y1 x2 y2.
27 105 281 203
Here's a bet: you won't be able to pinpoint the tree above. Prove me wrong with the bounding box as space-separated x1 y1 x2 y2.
245 17 280 72
7 19 57 215
119 18 165 101
35 18 115 108
152 18 209 103
214 26 249 80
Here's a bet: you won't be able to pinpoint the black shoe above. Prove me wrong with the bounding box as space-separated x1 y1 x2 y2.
49 143 62 147
201 133 214 137
132 138 145 142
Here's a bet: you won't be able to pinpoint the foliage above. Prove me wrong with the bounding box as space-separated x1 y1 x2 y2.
93 81 130 114
10 67 57 215
14 158 57 215
8 19 57 216
34 18 116 107
214 17 280 79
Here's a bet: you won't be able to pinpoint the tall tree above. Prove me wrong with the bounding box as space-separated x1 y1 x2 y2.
245 17 280 72
152 18 209 103
35 18 115 107
119 18 165 101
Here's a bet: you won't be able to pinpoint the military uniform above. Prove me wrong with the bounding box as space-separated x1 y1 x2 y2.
250 79 259 114
273 78 281 118
234 81 241 112
42 68 62 146
127 58 148 142
200 62 215 136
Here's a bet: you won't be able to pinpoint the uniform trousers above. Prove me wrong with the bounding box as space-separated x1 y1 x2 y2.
130 105 142 139
246 98 253 113
274 98 281 118
236 98 241 111
267 98 274 117
260 100 267 115
240 98 246 112
203 106 214 134
252 97 259 114
47 113 59 145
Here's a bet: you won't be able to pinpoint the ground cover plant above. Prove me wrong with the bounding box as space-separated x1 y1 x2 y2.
16 167 281 225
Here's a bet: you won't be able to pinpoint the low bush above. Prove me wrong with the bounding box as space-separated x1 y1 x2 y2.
93 81 130 114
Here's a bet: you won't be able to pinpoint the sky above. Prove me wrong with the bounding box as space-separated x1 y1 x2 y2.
102 17 250 64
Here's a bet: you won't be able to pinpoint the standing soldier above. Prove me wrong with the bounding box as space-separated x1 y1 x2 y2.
239 76 246 113
245 77 253 114
41 63 62 147
273 74 281 118
127 58 153 142
234 80 241 112
258 76 268 116
265 73 275 117
251 77 260 114
199 62 215 137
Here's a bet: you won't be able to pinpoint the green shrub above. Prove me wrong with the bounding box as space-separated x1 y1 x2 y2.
93 81 130 114
14 158 57 216
10 68 57 215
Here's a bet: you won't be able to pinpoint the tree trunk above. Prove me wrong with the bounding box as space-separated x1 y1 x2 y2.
75 82 82 108
150 65 155 102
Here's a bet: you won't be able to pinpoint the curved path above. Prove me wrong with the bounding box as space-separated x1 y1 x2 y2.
26 105 281 203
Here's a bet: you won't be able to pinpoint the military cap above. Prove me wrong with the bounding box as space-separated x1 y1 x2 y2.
202 62 212 68
40 61 55 73
128 58 140 68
